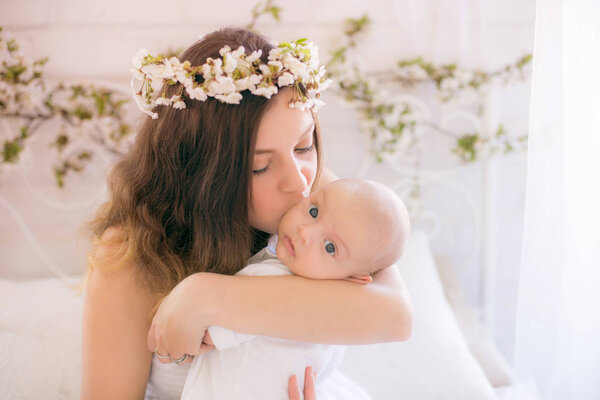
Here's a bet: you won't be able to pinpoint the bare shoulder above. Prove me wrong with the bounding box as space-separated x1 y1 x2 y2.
82 226 157 399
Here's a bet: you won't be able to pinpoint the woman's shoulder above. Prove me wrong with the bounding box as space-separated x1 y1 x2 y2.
86 226 158 309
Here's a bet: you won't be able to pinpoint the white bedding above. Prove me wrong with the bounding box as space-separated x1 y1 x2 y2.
0 230 523 399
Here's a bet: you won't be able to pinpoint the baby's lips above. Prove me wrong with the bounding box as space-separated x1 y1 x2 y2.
284 234 296 256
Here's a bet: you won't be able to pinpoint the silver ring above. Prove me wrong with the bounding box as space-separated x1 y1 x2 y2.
171 354 187 364
155 346 170 359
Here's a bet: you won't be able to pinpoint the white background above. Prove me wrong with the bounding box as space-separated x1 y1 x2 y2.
0 0 535 364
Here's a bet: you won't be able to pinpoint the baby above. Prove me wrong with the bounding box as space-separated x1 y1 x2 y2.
181 178 410 400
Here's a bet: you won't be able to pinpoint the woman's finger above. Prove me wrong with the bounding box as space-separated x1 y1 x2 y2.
288 375 301 400
303 366 317 400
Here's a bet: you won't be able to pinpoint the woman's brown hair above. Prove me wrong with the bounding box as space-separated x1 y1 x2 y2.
83 26 323 299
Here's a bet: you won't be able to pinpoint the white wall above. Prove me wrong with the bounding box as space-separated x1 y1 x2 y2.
0 0 535 362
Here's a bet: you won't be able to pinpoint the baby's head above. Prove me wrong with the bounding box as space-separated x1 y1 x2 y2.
276 178 410 284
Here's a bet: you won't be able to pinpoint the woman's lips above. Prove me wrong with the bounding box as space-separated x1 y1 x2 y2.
284 235 295 257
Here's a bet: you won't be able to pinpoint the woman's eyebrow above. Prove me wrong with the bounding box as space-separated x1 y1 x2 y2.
254 123 315 155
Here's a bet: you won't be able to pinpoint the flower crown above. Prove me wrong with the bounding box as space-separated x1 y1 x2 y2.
130 38 332 119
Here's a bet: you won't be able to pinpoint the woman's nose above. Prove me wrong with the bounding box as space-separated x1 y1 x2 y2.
280 157 309 195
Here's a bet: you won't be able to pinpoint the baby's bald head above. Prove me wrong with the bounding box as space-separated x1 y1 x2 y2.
326 178 411 274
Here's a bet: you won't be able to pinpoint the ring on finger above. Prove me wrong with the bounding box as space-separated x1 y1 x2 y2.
171 354 187 364
155 346 170 359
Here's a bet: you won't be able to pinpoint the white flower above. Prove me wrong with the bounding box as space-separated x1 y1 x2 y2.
187 85 207 101
219 46 232 57
141 59 175 80
133 48 149 69
251 85 278 99
131 68 146 81
405 65 428 80
440 77 460 92
155 96 171 106
231 46 245 60
222 52 238 74
246 49 262 63
281 55 308 81
267 60 283 74
171 95 186 109
258 64 271 76
215 92 243 104
277 72 295 87
268 47 283 61
454 69 474 86
207 75 236 95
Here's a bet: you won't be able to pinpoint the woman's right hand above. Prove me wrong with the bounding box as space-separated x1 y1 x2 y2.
288 366 317 400
147 273 214 364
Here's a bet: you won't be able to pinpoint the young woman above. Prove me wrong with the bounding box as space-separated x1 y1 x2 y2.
81 26 412 399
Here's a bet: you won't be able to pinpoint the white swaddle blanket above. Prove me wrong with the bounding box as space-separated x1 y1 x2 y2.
181 236 372 400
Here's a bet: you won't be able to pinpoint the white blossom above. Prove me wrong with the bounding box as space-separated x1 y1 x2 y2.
215 92 243 104
222 52 238 74
246 49 262 63
267 60 283 74
141 59 175 80
187 85 207 101
454 69 474 86
171 95 186 109
277 72 295 87
207 75 236 95
132 48 149 69
268 47 283 60
251 85 278 98
155 96 171 106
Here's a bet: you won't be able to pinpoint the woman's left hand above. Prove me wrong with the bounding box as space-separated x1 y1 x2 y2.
147 274 214 364
288 366 317 400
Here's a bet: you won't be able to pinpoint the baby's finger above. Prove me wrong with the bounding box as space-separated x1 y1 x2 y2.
288 375 301 400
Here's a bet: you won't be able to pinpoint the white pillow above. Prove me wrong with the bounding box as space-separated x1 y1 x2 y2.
0 278 83 399
434 254 513 387
339 230 497 400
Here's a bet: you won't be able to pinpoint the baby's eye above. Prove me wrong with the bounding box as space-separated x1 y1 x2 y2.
324 240 336 255
309 205 318 219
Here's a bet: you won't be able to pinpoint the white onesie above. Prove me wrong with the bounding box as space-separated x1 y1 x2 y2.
181 236 372 400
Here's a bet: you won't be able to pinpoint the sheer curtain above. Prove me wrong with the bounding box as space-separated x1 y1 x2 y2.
512 0 600 399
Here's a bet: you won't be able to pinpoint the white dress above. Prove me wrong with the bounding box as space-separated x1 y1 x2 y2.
180 236 372 400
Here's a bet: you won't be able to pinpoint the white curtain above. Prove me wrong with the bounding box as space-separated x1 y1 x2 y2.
512 0 600 399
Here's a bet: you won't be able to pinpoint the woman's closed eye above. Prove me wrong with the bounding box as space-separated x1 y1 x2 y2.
253 162 271 175
295 142 314 154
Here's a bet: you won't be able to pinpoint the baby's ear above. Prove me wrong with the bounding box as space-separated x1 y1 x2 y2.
344 275 373 285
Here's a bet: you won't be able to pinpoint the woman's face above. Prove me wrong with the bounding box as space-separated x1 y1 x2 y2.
249 88 318 234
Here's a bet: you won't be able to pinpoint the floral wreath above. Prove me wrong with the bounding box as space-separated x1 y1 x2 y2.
130 38 332 119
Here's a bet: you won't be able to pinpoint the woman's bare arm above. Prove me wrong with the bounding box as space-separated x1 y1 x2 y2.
155 264 412 348
82 230 157 399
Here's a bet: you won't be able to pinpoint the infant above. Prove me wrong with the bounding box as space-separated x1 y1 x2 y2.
181 178 410 400
276 177 410 284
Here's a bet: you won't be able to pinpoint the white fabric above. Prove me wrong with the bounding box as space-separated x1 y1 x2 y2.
144 354 191 399
182 244 372 400
0 231 496 400
435 254 512 387
339 230 496 400
511 1 600 399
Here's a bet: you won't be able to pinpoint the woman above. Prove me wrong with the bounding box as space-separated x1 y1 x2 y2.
82 26 412 399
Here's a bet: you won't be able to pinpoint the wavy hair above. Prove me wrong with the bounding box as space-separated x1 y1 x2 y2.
83 27 323 300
